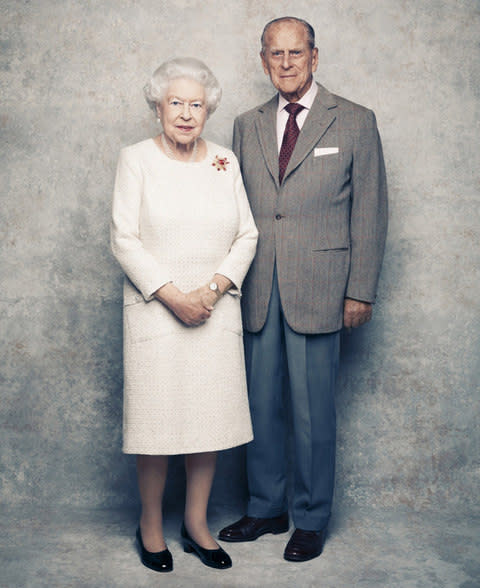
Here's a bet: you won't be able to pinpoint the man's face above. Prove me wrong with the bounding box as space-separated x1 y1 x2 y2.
261 21 318 102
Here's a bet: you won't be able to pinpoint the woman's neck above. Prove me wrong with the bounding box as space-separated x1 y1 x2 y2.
159 133 199 162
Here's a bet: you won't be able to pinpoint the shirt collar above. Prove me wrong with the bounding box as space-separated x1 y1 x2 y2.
277 80 318 113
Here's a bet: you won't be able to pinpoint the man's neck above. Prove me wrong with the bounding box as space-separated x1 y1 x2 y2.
278 78 314 103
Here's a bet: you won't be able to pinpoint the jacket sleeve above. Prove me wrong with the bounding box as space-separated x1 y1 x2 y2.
110 147 171 301
214 153 258 293
345 109 388 303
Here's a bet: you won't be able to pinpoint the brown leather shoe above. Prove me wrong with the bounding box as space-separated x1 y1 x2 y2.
283 528 326 562
218 513 289 542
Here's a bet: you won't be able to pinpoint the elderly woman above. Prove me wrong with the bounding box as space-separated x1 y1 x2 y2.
111 57 258 572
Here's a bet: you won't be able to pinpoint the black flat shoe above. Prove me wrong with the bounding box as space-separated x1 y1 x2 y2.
181 522 232 569
136 527 173 572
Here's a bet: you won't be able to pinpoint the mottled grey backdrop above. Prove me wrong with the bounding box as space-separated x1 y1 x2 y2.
1 0 478 525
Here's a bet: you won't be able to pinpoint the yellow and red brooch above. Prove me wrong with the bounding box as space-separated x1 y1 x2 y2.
212 155 230 171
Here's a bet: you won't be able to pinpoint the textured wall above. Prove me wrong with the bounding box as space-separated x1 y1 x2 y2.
1 0 478 518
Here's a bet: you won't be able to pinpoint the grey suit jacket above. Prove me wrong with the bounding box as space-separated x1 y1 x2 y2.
233 83 388 334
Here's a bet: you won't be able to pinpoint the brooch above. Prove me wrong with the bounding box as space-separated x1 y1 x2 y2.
212 155 230 171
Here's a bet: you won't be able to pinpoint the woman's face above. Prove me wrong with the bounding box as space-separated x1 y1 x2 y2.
156 78 207 146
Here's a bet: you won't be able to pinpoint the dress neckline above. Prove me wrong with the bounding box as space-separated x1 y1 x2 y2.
150 137 210 165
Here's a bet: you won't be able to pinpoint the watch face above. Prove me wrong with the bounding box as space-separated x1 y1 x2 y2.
209 282 218 291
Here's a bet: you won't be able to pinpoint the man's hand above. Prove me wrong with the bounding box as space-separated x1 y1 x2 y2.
343 298 372 329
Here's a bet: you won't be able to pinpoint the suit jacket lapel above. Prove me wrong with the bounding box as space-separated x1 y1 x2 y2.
283 84 337 182
254 95 280 190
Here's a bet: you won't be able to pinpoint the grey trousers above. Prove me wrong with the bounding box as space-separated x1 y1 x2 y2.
244 268 340 531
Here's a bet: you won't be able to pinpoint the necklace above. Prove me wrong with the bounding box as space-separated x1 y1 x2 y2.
160 133 198 162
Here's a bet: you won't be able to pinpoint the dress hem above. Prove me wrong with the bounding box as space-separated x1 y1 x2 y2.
122 434 253 456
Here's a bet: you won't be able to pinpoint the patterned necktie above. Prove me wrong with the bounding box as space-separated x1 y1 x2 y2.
278 102 305 183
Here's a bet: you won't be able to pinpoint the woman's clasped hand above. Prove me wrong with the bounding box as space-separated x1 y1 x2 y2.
154 282 219 327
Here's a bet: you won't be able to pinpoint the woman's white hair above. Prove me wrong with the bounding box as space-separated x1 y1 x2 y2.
144 57 222 117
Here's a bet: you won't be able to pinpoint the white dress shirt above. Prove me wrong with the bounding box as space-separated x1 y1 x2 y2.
276 81 318 152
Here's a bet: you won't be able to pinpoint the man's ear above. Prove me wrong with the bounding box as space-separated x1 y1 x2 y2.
260 51 269 76
311 47 319 73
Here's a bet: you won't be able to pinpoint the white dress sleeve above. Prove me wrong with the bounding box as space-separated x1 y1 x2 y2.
214 154 258 293
110 147 171 301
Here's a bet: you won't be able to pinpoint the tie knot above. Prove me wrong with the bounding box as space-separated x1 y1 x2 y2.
285 103 305 117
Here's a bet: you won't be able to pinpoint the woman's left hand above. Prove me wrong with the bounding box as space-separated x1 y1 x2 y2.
188 285 218 309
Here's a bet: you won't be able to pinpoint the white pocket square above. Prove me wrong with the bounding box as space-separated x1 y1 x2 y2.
314 147 339 157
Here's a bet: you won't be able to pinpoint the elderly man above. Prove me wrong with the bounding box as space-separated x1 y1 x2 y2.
219 17 388 561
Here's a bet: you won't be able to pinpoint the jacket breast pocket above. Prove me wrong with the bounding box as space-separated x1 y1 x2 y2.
314 147 339 157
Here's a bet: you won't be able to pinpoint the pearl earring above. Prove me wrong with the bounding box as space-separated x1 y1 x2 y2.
156 117 161 124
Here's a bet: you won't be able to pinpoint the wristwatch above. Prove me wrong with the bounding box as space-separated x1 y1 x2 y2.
209 281 222 299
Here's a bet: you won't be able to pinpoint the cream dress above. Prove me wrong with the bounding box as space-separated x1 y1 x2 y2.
111 138 258 455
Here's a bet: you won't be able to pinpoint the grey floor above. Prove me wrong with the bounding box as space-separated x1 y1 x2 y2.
1 504 478 588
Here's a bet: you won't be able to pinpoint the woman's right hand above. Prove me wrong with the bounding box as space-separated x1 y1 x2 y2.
154 283 213 327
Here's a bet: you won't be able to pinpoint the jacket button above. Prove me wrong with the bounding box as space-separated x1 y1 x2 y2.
275 214 283 220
